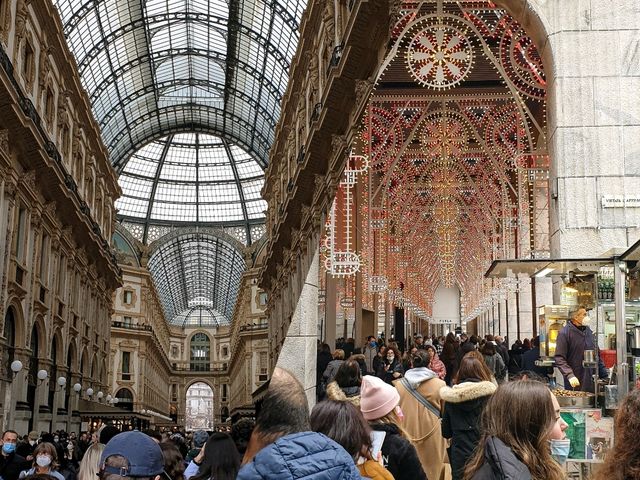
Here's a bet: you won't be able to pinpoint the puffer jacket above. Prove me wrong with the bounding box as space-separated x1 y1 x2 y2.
470 436 532 480
440 380 497 480
323 359 345 383
326 381 361 406
237 431 361 480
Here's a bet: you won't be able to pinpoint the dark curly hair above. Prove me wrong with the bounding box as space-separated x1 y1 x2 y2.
159 442 184 480
230 418 255 455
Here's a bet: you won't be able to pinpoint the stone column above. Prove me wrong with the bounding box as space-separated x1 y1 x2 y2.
324 272 337 350
275 245 319 408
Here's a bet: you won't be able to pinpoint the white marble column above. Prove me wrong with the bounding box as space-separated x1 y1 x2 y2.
275 248 320 408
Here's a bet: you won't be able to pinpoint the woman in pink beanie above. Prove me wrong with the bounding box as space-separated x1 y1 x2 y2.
360 375 427 480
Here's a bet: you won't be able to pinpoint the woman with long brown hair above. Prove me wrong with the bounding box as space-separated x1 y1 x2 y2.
593 389 640 480
463 380 567 480
310 400 393 479
441 351 496 480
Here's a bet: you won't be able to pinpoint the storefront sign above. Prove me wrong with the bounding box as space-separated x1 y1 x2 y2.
431 318 457 325
601 195 640 208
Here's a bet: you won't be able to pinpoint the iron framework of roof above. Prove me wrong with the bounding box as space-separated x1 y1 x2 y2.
147 232 246 327
53 0 307 170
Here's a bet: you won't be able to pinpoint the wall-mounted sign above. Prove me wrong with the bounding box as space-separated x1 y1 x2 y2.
431 318 457 325
601 195 640 208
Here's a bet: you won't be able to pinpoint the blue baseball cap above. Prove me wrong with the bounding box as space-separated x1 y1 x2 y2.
100 431 164 477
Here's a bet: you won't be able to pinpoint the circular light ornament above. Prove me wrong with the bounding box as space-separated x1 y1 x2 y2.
57 377 67 387
37 369 48 381
106 394 112 403
73 383 82 393
10 360 23 373
406 18 474 89
97 391 104 399
86 388 94 397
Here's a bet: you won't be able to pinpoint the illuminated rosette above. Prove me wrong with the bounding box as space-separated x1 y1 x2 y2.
499 18 546 101
405 16 475 89
421 111 469 159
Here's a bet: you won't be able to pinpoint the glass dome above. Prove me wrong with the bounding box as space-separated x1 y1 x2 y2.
115 133 266 244
173 306 229 328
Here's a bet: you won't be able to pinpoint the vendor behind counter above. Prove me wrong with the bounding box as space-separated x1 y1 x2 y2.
554 306 608 392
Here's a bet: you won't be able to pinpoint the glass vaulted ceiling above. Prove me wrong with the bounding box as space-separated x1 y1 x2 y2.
117 133 266 244
53 0 306 170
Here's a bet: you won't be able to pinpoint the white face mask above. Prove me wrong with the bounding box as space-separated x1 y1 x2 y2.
36 455 52 468
581 316 591 327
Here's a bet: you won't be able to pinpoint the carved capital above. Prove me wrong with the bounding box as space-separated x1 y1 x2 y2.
44 201 56 218
21 169 36 191
331 134 347 159
355 78 374 107
0 129 9 155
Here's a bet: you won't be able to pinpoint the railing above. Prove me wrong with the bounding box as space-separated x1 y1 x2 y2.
239 323 268 333
111 321 153 332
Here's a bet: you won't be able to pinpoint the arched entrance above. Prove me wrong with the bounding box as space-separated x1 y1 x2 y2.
115 388 134 411
319 0 551 345
185 381 214 431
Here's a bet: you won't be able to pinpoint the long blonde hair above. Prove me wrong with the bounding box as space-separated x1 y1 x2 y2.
78 443 105 480
369 408 411 440
463 381 565 480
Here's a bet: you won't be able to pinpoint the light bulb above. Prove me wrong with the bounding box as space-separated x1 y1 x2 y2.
10 360 23 373
97 391 104 399
73 383 82 393
57 377 67 387
37 369 48 381
86 388 94 397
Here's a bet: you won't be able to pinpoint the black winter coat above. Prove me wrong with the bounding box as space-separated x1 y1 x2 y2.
440 380 497 480
376 358 404 384
370 423 426 480
470 436 532 480
0 453 29 480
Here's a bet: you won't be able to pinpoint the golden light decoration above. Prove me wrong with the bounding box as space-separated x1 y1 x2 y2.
405 17 475 90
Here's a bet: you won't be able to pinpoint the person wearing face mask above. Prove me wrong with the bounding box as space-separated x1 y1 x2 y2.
15 431 38 462
554 306 608 393
0 430 30 480
363 336 378 375
360 375 427 480
376 346 404 385
18 442 65 480
464 381 568 479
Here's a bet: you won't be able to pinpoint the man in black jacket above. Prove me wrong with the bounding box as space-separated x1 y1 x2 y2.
0 430 29 480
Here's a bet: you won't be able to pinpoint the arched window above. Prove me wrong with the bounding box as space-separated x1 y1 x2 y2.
115 388 134 411
190 333 210 372
4 308 16 375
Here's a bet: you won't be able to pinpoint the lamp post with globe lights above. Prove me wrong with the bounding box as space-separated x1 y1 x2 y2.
6 360 23 429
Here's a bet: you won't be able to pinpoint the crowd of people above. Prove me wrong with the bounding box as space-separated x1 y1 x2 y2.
0 321 635 480
309 329 638 479
0 419 256 480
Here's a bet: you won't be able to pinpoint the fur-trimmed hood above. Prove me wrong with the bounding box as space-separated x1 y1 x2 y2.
439 380 496 403
326 381 361 406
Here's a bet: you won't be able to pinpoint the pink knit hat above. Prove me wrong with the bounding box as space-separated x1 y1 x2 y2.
360 375 400 420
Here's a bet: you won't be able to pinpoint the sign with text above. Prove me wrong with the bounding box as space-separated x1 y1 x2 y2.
601 195 640 208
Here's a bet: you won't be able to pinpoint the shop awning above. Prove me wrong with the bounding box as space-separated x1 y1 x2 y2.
485 257 616 278
77 399 150 420
621 237 640 263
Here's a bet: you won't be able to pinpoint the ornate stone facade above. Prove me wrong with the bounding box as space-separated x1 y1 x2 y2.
0 0 120 433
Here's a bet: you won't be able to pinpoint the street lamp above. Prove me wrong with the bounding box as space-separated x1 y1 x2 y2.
113 398 119 405
97 391 104 401
57 377 67 387
73 383 82 394
106 394 112 403
86 388 94 398
10 360 23 374
37 370 48 383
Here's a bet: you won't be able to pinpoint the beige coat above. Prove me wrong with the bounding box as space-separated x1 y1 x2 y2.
395 369 452 480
